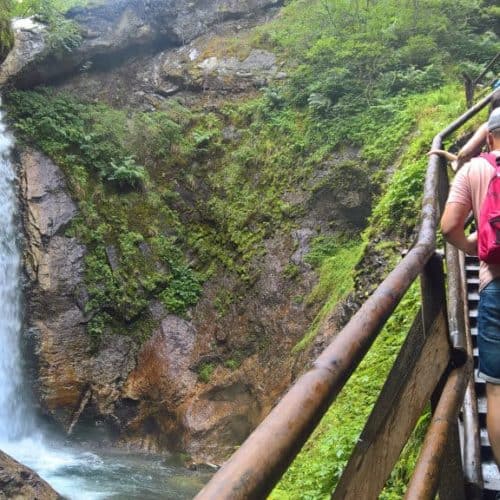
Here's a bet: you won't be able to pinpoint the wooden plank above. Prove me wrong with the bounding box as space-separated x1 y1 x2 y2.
421 253 447 335
437 420 466 500
331 308 450 500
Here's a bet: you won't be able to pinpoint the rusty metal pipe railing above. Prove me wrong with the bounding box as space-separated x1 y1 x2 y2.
404 362 471 499
459 247 483 497
195 91 496 500
445 242 468 364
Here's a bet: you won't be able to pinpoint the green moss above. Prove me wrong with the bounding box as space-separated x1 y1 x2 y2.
198 362 215 383
368 85 471 239
0 0 13 61
283 263 300 280
293 237 364 353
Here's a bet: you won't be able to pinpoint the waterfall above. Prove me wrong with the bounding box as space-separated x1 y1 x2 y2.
0 96 208 499
0 96 34 442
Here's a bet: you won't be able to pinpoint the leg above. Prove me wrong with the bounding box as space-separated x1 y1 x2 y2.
477 279 500 467
487 383 500 466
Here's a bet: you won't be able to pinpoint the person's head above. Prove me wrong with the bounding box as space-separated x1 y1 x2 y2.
487 107 500 150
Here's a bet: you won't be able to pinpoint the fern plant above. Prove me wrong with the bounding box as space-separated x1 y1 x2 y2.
107 156 148 189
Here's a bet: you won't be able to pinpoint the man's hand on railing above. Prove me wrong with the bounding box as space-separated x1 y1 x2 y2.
427 149 459 172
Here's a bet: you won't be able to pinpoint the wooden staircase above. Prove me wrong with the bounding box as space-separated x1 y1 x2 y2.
465 255 500 497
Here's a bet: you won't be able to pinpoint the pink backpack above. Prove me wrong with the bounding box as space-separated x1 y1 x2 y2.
478 153 500 263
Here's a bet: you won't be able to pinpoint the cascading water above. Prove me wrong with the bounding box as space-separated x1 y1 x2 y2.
0 96 34 443
0 98 209 498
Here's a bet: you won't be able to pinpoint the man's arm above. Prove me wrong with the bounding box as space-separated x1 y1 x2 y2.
456 122 488 168
441 202 477 255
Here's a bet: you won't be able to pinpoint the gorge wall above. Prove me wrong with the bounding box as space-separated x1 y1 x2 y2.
2 0 373 464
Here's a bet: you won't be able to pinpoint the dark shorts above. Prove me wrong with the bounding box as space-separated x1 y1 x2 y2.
478 278 500 384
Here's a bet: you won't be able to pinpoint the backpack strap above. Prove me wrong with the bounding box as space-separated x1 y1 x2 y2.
480 152 500 170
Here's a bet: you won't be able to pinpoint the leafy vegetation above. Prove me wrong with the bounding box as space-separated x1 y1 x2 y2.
10 0 89 17
248 0 497 497
0 0 14 61
271 285 423 499
7 0 84 56
293 237 363 352
198 362 216 383
7 89 204 346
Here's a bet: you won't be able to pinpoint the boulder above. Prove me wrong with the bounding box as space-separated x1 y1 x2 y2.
0 449 62 499
0 18 47 87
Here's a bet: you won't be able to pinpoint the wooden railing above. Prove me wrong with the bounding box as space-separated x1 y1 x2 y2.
195 91 495 500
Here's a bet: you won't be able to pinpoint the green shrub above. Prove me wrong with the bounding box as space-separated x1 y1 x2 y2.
224 359 239 370
198 362 215 383
107 156 147 188
0 0 13 62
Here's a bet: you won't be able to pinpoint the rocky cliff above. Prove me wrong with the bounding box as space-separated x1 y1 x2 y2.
0 0 283 88
5 0 372 464
19 146 323 462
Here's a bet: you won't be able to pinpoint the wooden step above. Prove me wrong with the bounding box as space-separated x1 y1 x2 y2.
466 264 480 272
467 277 480 285
468 291 480 301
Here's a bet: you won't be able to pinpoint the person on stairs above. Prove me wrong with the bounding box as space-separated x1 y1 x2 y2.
429 89 500 171
441 107 500 469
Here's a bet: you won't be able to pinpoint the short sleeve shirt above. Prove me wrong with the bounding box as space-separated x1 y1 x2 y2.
447 151 500 290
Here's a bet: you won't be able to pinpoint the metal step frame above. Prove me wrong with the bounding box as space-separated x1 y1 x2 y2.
464 255 500 497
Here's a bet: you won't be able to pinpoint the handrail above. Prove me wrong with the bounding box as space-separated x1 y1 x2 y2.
195 90 495 500
405 361 471 499
445 243 468 365
459 248 483 498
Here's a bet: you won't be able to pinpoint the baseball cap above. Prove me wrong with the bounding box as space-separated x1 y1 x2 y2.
488 107 500 132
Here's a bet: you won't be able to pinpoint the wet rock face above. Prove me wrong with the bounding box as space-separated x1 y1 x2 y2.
20 148 140 434
20 148 90 426
0 450 62 499
17 145 334 462
0 0 283 88
0 19 47 88
159 47 285 95
124 314 198 407
17 147 304 462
